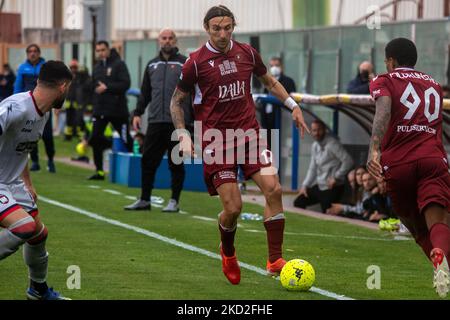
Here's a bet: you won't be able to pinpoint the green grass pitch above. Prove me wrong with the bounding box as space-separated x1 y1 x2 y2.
0 138 445 300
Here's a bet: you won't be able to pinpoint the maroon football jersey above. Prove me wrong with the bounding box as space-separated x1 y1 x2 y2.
370 67 447 168
177 40 267 135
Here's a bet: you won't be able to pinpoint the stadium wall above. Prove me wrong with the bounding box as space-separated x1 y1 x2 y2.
329 0 445 25
112 0 293 37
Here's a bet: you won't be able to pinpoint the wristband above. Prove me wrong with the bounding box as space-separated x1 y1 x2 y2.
284 97 299 111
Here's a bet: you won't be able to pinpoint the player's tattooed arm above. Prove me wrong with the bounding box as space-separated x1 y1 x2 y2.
258 72 310 137
367 96 392 180
258 73 285 99
170 88 189 130
170 88 196 157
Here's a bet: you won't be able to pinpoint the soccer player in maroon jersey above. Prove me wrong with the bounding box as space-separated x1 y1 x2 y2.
367 38 450 297
169 5 309 285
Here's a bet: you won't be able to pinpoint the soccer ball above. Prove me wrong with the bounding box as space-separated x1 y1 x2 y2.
76 142 87 156
280 259 315 291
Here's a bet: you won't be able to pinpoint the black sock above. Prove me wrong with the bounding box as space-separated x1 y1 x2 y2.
30 280 49 294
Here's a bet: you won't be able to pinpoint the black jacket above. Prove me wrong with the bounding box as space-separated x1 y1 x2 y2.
0 71 16 101
263 73 296 96
134 48 193 126
92 52 131 118
67 70 92 108
347 73 370 94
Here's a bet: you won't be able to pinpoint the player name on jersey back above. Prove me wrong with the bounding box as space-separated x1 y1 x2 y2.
369 68 447 167
388 70 439 85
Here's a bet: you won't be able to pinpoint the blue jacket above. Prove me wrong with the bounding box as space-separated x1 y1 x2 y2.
346 73 370 94
14 58 46 93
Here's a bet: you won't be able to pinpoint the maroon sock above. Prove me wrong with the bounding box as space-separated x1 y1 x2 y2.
429 223 450 259
264 219 285 263
219 224 236 257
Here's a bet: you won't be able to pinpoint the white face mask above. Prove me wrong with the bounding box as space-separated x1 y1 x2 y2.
270 66 281 78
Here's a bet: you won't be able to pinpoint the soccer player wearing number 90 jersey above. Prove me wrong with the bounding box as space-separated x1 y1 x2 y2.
368 38 450 298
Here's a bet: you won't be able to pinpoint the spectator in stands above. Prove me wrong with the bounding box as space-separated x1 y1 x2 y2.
364 179 394 222
0 63 16 102
442 85 450 98
259 56 296 148
340 168 356 204
326 165 367 218
293 120 354 213
14 44 57 173
359 172 380 220
347 61 375 94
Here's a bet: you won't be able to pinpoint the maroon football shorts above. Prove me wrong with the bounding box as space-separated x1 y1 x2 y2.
384 157 450 241
203 139 272 196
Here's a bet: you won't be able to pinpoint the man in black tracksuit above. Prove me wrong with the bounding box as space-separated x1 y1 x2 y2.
88 41 132 180
124 29 193 212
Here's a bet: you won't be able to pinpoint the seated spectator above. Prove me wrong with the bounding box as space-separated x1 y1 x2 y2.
340 168 356 204
442 85 450 98
347 61 375 94
293 120 354 212
326 165 367 218
366 179 398 222
363 178 387 222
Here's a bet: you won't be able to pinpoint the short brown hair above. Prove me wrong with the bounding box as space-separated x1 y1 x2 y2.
203 5 236 28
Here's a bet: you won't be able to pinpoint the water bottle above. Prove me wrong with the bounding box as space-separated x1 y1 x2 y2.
241 213 263 221
133 140 140 155
241 213 252 220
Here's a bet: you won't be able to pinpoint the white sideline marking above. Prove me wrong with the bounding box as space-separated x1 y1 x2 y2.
284 231 411 242
192 215 216 222
243 229 410 242
125 196 137 201
103 189 123 195
88 185 101 189
39 196 353 300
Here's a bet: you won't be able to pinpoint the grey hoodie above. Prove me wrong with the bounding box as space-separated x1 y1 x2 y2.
302 135 354 190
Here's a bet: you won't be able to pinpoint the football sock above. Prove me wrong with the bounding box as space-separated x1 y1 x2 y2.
429 223 450 259
219 223 237 257
23 225 49 284
264 213 285 263
0 216 36 260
